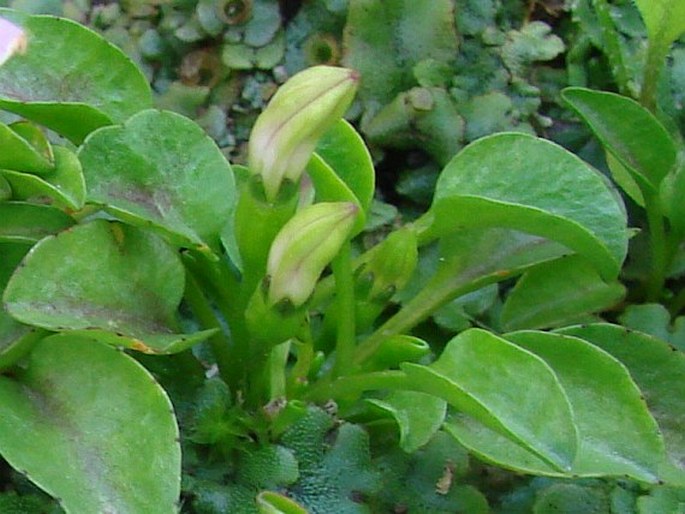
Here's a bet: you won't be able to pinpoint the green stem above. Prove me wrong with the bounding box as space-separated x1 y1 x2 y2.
644 190 668 302
182 252 249 394
331 241 356 377
305 370 407 403
354 273 480 366
183 271 234 385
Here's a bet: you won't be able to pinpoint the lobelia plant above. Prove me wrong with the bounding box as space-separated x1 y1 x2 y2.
0 6 684 514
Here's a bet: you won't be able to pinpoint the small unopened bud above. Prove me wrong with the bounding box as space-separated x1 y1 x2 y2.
356 228 418 302
267 201 358 308
248 66 359 202
0 17 27 66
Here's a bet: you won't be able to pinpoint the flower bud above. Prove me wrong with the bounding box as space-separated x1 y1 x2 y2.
0 17 27 67
267 201 358 308
248 66 359 202
356 227 418 302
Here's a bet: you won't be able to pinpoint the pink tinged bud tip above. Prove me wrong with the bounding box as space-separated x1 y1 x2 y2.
0 18 27 66
248 66 360 202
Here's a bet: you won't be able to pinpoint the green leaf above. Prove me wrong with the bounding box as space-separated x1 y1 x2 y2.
314 119 375 215
562 87 677 191
619 303 685 351
78 109 235 256
558 324 685 486
0 10 152 143
0 175 10 201
3 220 208 354
634 0 685 48
0 121 53 174
662 161 685 235
257 492 308 514
0 335 180 513
281 407 380 513
372 430 487 513
0 243 40 371
445 413 563 477
306 155 366 235
0 202 74 243
403 328 577 471
507 331 664 482
1 146 86 210
429 133 628 279
637 486 685 514
533 483 611 514
501 255 626 331
367 391 446 453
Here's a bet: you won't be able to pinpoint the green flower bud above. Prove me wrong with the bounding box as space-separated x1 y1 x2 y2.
356 227 418 302
0 17 27 67
267 201 358 308
248 66 359 202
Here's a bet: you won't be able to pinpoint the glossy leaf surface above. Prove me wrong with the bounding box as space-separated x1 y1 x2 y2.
402 328 576 471
0 10 152 143
559 324 685 485
562 87 677 190
430 133 628 279
367 391 446 453
1 146 86 210
507 331 664 482
501 255 626 330
79 109 235 255
0 202 73 243
0 335 180 513
3 220 206 353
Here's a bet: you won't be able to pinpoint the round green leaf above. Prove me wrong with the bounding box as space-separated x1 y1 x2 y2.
3 220 185 343
402 328 577 471
79 109 235 256
0 120 53 174
558 324 685 485
0 335 181 513
367 390 446 453
562 87 677 190
1 146 86 210
0 201 74 243
501 255 626 331
0 10 152 144
507 331 664 483
429 133 628 279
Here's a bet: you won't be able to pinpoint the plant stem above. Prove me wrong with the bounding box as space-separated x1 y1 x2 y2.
183 271 234 385
354 273 479 366
305 370 407 403
182 252 249 394
331 241 357 377
644 190 668 302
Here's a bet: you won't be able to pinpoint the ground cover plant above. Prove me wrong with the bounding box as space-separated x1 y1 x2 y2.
0 1 684 513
